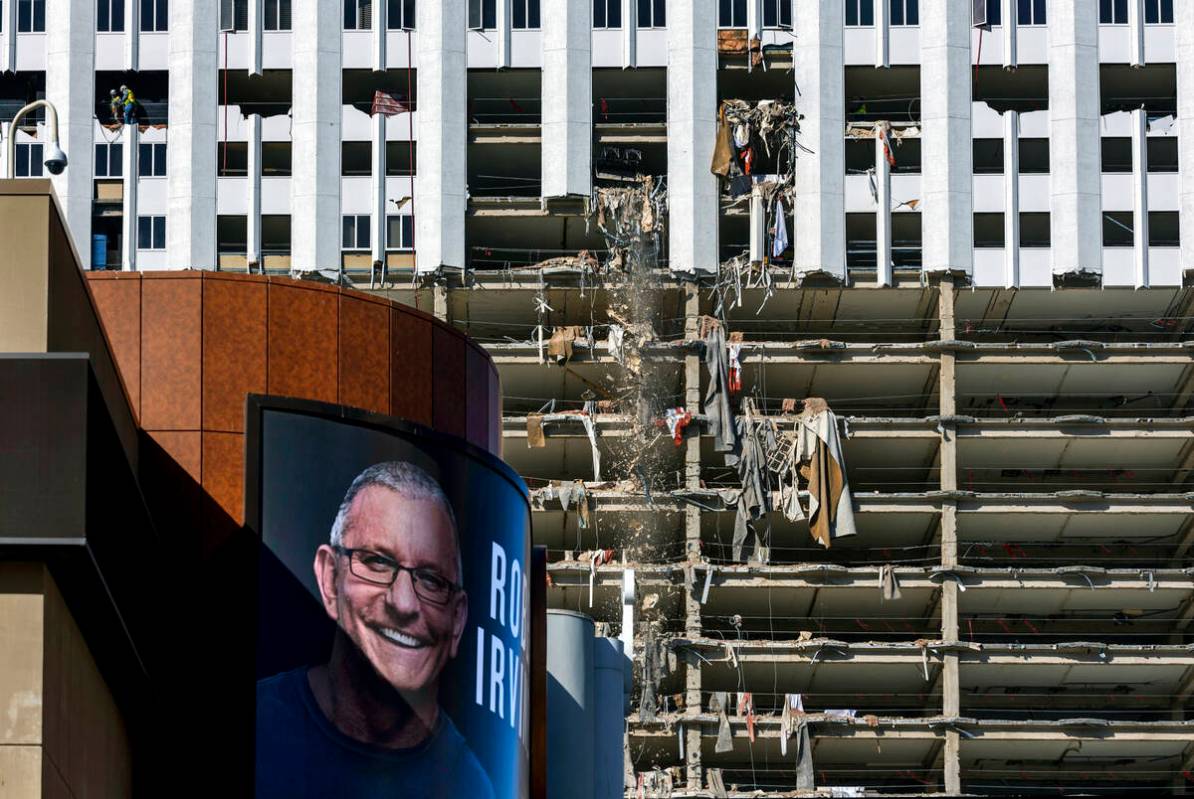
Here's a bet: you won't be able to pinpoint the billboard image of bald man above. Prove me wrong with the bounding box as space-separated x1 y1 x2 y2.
256 461 495 799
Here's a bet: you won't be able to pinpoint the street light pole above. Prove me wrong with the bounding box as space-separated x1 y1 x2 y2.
5 99 67 179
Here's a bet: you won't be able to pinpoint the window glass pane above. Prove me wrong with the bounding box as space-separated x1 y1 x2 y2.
609 0 620 26
33 0 44 30
111 142 123 176
1144 0 1158 23
343 0 355 28
357 215 370 249
141 0 152 29
154 143 167 176
860 0 873 26
14 144 26 176
846 0 857 25
638 0 649 25
139 142 151 174
594 0 606 27
404 0 414 28
1033 0 1045 24
138 216 151 248
891 0 903 25
1017 0 1030 23
18 0 29 31
482 0 495 28
342 216 354 248
468 0 480 28
95 144 106 176
512 0 525 27
402 215 413 248
266 0 277 28
112 0 125 29
733 0 745 25
987 0 1000 25
153 217 165 249
30 144 40 175
528 0 539 27
906 0 917 24
652 0 663 26
1099 0 1111 23
763 0 776 26
98 0 110 31
154 0 166 29
718 0 730 26
780 0 791 26
1161 0 1173 22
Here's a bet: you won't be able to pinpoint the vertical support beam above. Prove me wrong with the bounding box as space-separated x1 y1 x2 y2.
1128 0 1145 67
667 0 718 273
938 276 961 795
682 284 703 791
1131 107 1150 287
247 113 262 270
122 124 140 271
747 0 763 40
249 0 264 75
921 0 973 277
542 0 592 198
621 0 637 68
794 0 846 281
875 0 891 68
291 0 341 273
1003 111 1020 288
126 0 141 71
47 0 96 267
1180 0 1194 279
749 182 766 264
169 0 219 270
1001 0 1017 68
497 0 512 69
417 0 467 273
371 112 387 268
876 131 893 286
1049 0 1102 279
2 0 17 73
373 0 388 71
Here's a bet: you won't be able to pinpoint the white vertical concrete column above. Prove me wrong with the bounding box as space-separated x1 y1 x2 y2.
2 0 17 73
875 132 892 286
121 124 140 271
1003 111 1020 288
875 0 891 68
497 0 512 68
46 0 96 267
246 113 262 270
920 0 973 276
621 0 637 68
747 0 763 39
1001 0 1017 68
1048 0 1102 278
1178 0 1194 275
416 0 467 272
542 0 591 198
794 0 846 281
249 0 264 75
667 0 718 273
291 0 341 273
125 0 141 70
749 182 765 264
1128 0 1145 67
1131 107 1149 287
373 0 387 71
371 112 387 266
168 0 219 270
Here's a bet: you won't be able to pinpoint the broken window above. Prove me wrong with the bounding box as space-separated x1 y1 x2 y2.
593 0 621 28
97 0 124 32
343 0 370 30
762 0 791 27
219 0 247 31
890 0 918 26
264 0 291 30
386 0 413 29
983 0 1001 25
469 0 496 29
844 0 873 26
1103 211 1133 246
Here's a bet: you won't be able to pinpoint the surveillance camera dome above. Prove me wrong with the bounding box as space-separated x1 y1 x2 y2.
43 145 67 175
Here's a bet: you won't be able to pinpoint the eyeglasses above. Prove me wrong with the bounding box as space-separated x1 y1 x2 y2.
334 547 461 605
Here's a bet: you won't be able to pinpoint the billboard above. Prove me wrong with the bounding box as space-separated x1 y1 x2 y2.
246 397 530 799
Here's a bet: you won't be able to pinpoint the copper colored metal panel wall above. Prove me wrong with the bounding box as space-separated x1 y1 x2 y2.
140 276 202 431
390 306 434 427
203 276 267 433
338 294 391 416
86 276 142 420
432 325 467 438
267 283 339 404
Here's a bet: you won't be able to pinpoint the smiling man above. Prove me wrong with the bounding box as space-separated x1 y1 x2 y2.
255 461 494 799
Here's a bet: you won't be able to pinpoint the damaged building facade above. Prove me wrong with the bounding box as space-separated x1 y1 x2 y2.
10 0 1194 795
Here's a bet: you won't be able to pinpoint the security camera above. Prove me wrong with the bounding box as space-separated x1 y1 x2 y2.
43 145 67 175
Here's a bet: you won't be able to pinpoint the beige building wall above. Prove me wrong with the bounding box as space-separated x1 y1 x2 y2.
0 563 131 798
